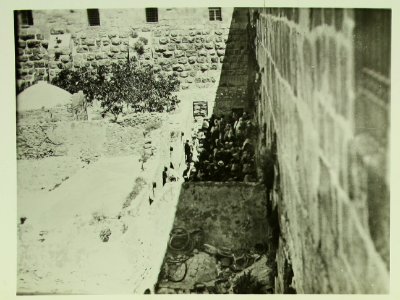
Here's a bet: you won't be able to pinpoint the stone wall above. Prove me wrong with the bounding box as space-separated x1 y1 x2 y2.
15 8 250 109
171 182 268 251
250 8 390 293
17 105 73 125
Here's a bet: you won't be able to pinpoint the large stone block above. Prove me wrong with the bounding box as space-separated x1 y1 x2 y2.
195 43 204 50
33 61 45 68
182 36 194 43
183 64 192 71
215 43 226 50
205 43 214 49
186 49 197 57
174 50 185 58
159 37 169 45
76 46 89 53
167 44 176 51
155 45 167 53
200 64 209 71
197 56 206 63
195 37 205 43
95 53 105 60
86 54 95 61
24 62 34 68
176 44 188 51
86 38 96 46
37 68 46 75
171 37 181 44
88 46 100 52
20 33 35 41
31 48 42 55
27 40 41 48
211 64 218 70
161 64 172 71
50 28 65 35
188 56 196 64
178 57 188 64
211 56 219 63
111 37 121 45
110 46 120 53
48 61 58 69
29 54 43 61
163 51 174 58
172 64 184 72
199 49 208 56
41 41 49 49
18 40 26 48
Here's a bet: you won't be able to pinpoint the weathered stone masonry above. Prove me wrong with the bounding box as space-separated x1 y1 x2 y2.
249 8 390 293
15 7 250 113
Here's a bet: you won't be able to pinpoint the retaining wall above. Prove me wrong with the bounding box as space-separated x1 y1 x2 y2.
172 182 268 251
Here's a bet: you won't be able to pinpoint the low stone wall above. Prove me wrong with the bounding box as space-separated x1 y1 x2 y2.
172 182 268 251
16 112 166 160
17 105 73 125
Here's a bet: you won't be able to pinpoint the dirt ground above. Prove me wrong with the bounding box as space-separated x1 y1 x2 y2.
16 88 215 294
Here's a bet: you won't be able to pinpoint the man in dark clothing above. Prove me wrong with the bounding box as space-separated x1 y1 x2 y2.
184 140 192 163
162 167 168 186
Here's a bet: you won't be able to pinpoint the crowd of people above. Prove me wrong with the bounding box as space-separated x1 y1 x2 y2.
182 111 258 182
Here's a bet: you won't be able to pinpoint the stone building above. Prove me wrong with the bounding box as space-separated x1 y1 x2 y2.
14 7 250 112
14 7 391 294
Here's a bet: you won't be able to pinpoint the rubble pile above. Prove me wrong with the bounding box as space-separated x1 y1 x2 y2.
156 227 273 294
17 124 65 159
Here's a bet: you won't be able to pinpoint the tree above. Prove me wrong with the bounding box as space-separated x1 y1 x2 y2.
51 61 180 121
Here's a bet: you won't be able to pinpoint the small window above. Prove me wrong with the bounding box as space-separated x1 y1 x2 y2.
145 8 158 23
20 10 33 26
209 7 222 21
87 9 100 26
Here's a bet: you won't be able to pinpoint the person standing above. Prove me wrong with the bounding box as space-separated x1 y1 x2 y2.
162 167 168 186
184 139 192 163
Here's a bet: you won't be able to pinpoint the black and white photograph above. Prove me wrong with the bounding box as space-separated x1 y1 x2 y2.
0 0 397 297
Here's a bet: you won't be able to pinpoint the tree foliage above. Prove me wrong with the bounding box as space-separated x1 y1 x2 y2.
51 61 180 121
